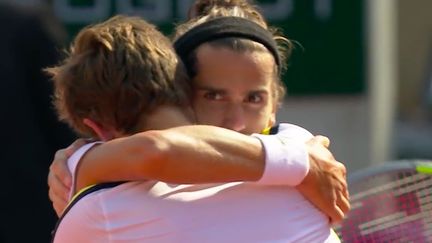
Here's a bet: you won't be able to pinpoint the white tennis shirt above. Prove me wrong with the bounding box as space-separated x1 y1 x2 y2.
53 124 340 243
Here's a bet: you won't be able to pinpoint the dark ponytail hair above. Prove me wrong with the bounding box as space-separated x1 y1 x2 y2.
188 0 266 26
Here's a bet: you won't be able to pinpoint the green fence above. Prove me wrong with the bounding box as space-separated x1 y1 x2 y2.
55 0 365 95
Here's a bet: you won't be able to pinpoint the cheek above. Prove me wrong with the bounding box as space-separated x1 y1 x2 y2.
192 99 224 125
244 106 276 133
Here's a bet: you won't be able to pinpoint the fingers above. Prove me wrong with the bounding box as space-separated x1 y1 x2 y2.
303 137 351 224
329 206 344 224
48 146 75 217
48 169 70 201
339 176 350 213
315 189 344 224
330 191 350 225
48 139 89 217
322 181 346 224
331 162 348 188
329 172 350 224
48 166 70 217
331 163 350 220
296 169 347 225
49 184 68 217
51 149 73 188
48 172 68 217
309 135 330 148
337 191 351 215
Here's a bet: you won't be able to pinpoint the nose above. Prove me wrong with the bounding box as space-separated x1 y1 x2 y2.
222 103 246 132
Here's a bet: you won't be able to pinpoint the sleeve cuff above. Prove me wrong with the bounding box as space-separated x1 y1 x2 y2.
251 134 310 186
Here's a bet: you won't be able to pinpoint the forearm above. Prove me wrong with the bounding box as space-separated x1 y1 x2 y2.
76 125 265 190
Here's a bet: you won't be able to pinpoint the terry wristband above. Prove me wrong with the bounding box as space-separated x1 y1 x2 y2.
252 134 310 186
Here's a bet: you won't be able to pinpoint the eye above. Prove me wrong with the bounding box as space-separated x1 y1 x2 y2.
246 93 263 103
203 91 224 101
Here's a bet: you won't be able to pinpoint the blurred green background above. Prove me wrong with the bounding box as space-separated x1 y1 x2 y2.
62 0 365 95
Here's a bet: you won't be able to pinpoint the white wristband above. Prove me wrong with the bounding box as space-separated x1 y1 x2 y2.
252 134 310 186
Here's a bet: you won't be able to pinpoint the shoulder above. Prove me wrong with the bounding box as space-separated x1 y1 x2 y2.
67 142 102 174
53 192 106 243
272 123 314 142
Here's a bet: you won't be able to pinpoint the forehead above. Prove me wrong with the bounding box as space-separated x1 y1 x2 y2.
194 44 275 90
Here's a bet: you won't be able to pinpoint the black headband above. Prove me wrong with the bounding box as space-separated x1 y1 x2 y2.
174 16 281 76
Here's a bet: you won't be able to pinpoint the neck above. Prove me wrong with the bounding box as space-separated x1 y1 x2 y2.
104 105 195 139
139 105 195 131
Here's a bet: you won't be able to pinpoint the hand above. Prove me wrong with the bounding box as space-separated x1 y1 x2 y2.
48 138 88 216
296 135 350 224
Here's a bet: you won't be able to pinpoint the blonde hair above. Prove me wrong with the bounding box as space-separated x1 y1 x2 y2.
46 15 190 137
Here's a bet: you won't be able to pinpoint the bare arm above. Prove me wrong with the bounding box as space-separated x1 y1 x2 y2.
76 125 265 191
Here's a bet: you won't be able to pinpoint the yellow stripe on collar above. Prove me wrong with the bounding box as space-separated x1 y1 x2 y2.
61 184 97 215
261 126 272 135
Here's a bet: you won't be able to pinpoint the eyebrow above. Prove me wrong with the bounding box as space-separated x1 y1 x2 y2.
196 86 269 96
195 85 226 93
248 89 269 95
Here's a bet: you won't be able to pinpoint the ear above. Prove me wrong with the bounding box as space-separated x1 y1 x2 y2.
83 118 114 141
